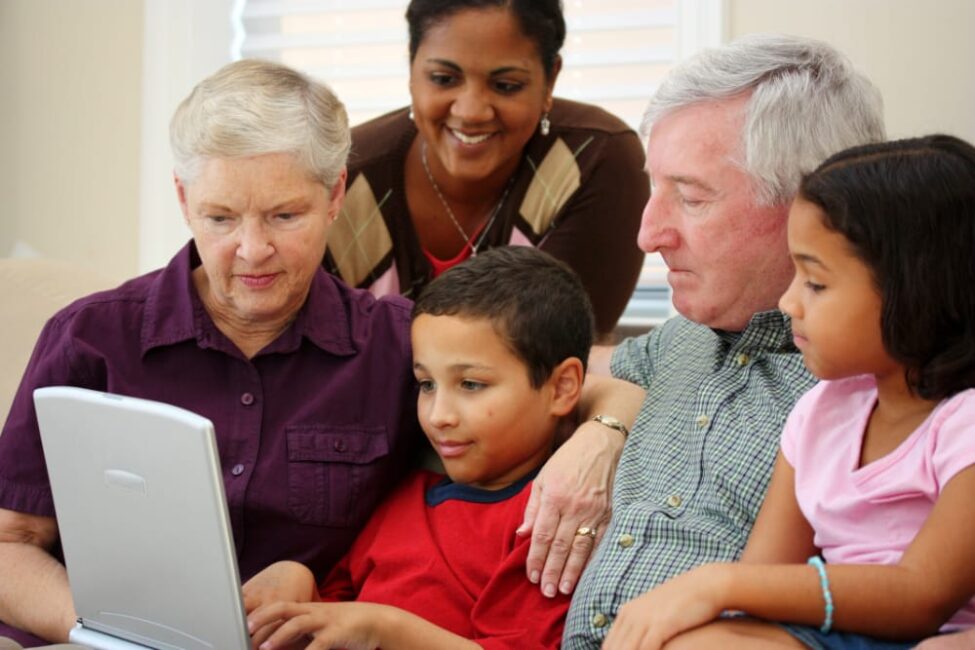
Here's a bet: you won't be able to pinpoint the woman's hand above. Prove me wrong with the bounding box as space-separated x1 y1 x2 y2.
601 564 730 650
242 561 318 647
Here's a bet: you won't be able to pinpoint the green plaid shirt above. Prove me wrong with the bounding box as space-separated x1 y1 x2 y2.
563 310 815 648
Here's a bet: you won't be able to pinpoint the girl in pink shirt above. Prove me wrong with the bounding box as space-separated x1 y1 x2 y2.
603 134 975 650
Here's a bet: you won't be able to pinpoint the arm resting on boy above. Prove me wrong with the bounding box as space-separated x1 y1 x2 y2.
520 373 645 596
586 344 616 377
0 509 77 642
602 462 975 649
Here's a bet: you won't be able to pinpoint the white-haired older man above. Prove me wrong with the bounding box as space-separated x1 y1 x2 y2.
564 34 886 649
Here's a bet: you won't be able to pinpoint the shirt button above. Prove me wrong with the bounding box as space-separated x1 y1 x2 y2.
240 392 255 406
592 612 608 628
333 439 347 452
736 353 750 366
231 463 245 476
695 414 710 428
666 494 683 508
618 533 635 548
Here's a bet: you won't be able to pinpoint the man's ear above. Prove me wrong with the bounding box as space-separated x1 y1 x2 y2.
547 357 584 417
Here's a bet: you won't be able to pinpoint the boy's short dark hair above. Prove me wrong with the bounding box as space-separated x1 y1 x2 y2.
412 247 594 388
799 134 975 399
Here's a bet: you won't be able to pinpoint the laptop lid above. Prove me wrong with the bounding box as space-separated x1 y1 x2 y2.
33 386 251 650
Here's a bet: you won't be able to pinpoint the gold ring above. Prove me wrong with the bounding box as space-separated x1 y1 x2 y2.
575 526 597 539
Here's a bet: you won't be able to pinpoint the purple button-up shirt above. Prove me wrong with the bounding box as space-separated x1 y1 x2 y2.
0 242 421 645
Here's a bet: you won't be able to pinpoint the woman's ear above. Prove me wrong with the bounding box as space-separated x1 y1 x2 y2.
546 55 563 108
547 356 584 417
173 172 190 224
326 168 348 223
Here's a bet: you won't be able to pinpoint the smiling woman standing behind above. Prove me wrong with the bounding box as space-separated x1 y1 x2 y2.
324 0 648 339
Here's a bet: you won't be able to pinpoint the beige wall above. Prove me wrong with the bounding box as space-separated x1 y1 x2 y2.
729 0 975 142
0 0 143 282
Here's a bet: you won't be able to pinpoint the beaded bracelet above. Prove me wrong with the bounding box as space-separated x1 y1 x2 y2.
807 555 834 634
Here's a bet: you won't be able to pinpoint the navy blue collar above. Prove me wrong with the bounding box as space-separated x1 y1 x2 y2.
425 467 540 507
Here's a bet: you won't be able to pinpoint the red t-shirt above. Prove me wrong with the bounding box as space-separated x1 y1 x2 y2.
320 470 569 649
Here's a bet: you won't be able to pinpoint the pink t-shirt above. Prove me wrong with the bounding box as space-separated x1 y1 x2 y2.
781 375 975 631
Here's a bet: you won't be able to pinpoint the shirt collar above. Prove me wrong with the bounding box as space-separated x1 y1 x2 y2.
712 309 797 360
140 241 199 354
425 467 540 506
740 309 797 353
141 241 357 358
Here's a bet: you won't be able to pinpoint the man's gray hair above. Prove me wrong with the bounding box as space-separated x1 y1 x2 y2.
170 59 351 187
643 33 885 206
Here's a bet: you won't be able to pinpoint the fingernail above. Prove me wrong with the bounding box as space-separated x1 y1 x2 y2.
530 570 540 584
543 583 556 598
515 524 528 535
560 580 573 594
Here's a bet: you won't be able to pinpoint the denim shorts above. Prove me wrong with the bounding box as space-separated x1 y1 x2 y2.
779 624 921 650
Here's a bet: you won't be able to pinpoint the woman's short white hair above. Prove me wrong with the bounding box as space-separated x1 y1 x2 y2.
170 59 351 187
642 33 886 206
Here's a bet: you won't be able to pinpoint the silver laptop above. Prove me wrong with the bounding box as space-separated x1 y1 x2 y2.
33 386 251 649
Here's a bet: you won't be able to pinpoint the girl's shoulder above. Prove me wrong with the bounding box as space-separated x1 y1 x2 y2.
782 376 876 457
924 388 975 487
930 387 975 433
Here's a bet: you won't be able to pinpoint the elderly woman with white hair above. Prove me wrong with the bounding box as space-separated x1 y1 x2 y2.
0 59 639 646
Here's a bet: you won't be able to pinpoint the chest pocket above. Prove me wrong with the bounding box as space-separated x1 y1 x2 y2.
286 425 389 528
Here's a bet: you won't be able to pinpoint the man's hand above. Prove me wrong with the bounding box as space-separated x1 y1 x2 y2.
517 420 621 597
518 373 644 597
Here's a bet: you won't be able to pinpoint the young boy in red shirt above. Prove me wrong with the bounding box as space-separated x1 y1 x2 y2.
246 246 610 649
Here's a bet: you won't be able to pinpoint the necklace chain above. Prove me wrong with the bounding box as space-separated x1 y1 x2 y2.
420 142 510 256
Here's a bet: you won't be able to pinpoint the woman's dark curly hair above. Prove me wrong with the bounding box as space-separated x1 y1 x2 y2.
798 134 975 399
406 0 565 78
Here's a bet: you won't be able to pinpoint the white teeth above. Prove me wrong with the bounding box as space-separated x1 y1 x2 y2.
451 129 492 145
